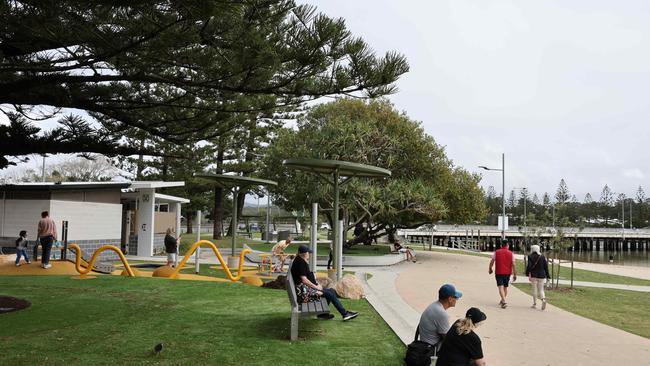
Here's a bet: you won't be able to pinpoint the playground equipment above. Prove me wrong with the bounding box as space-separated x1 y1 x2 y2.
67 243 135 277
162 240 252 282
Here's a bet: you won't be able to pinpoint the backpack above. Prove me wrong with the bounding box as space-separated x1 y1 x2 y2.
405 327 435 366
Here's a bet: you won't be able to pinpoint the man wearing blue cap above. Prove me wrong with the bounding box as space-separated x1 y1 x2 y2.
417 283 462 348
290 245 359 321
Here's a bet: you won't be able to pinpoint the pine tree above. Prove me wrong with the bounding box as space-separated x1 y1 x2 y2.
542 193 551 207
532 193 540 205
584 193 593 204
486 186 497 199
0 1 409 168
555 179 570 204
507 190 517 208
600 185 614 206
636 186 646 203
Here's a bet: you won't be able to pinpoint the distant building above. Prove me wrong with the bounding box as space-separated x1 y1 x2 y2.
0 181 188 260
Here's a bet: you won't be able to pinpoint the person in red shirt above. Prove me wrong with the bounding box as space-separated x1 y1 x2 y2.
488 241 517 308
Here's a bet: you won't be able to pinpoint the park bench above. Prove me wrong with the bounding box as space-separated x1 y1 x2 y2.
286 258 330 341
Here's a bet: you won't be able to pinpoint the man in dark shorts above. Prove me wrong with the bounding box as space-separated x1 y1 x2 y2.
488 241 516 308
290 245 358 321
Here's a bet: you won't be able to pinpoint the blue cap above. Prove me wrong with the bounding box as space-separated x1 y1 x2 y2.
439 284 462 299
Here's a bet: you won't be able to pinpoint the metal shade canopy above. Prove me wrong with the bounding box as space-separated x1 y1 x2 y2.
282 158 391 178
194 174 278 257
282 158 391 280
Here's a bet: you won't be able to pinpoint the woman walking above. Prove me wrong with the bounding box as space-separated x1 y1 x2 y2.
526 244 551 310
436 307 487 366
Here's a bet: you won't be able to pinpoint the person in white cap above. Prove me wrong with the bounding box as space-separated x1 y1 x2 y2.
525 244 550 310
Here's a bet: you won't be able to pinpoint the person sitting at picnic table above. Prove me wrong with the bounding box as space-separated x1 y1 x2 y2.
393 240 416 262
271 238 292 272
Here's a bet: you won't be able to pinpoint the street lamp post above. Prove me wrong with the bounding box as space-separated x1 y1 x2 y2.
479 153 506 242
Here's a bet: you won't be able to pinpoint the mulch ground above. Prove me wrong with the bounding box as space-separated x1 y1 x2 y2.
0 296 31 314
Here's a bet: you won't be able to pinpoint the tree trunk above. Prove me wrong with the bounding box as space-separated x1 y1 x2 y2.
212 145 225 239
213 187 223 239
186 215 193 234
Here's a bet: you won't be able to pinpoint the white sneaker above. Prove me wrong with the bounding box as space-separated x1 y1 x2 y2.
541 299 547 310
43 264 52 269
15 263 20 267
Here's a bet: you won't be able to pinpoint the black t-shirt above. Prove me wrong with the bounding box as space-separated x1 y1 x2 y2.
290 256 317 285
436 321 484 366
164 234 177 253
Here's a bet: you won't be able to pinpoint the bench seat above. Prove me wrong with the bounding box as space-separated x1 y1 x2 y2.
286 259 330 340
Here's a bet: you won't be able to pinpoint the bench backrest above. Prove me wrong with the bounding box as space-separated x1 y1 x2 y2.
286 259 299 309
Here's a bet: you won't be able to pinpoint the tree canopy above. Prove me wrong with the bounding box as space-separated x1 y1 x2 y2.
0 0 408 168
262 98 486 243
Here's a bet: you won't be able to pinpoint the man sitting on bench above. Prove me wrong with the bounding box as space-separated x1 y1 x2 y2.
291 245 359 321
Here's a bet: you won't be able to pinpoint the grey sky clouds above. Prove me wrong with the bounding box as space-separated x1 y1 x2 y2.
307 0 650 200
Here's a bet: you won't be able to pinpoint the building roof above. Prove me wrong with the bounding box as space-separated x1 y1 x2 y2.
155 193 190 204
0 182 131 191
129 181 185 189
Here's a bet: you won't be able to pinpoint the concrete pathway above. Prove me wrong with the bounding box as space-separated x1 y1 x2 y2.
361 250 650 365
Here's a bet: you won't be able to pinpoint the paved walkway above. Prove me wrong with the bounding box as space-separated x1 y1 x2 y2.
361 250 650 365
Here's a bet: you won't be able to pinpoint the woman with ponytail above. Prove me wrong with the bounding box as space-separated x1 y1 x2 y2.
437 307 487 366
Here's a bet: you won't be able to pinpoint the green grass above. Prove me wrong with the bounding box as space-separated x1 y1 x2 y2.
427 246 650 286
0 276 403 365
514 284 650 339
178 234 390 257
513 259 650 286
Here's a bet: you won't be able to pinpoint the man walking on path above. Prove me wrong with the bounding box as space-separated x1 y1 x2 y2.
489 241 516 308
417 284 462 348
37 211 57 269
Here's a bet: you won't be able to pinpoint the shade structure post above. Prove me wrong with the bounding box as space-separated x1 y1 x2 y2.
231 187 239 259
310 203 318 271
337 219 344 280
332 169 343 279
195 210 201 273
333 169 340 279
265 193 271 243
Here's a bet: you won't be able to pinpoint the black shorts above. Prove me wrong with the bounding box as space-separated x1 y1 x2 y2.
495 274 510 287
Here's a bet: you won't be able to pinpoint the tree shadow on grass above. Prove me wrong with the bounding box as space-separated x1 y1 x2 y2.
238 314 327 341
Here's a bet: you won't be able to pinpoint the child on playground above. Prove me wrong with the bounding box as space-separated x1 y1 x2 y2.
15 230 31 266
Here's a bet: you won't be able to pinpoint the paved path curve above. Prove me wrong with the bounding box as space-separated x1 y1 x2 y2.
363 250 650 366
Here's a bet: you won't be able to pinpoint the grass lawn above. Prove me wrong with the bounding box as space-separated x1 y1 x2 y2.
514 284 650 339
0 276 403 366
178 234 391 257
427 246 650 286
513 258 650 286
116 262 355 281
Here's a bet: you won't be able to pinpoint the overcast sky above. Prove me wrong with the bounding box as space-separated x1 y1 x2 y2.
4 1 650 202
306 0 650 201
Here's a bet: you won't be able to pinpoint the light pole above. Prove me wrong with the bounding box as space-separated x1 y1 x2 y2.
479 153 506 242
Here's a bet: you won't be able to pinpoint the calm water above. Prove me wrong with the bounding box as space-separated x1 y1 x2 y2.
552 250 650 268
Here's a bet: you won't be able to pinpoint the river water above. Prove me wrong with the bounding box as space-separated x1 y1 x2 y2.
552 250 650 268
